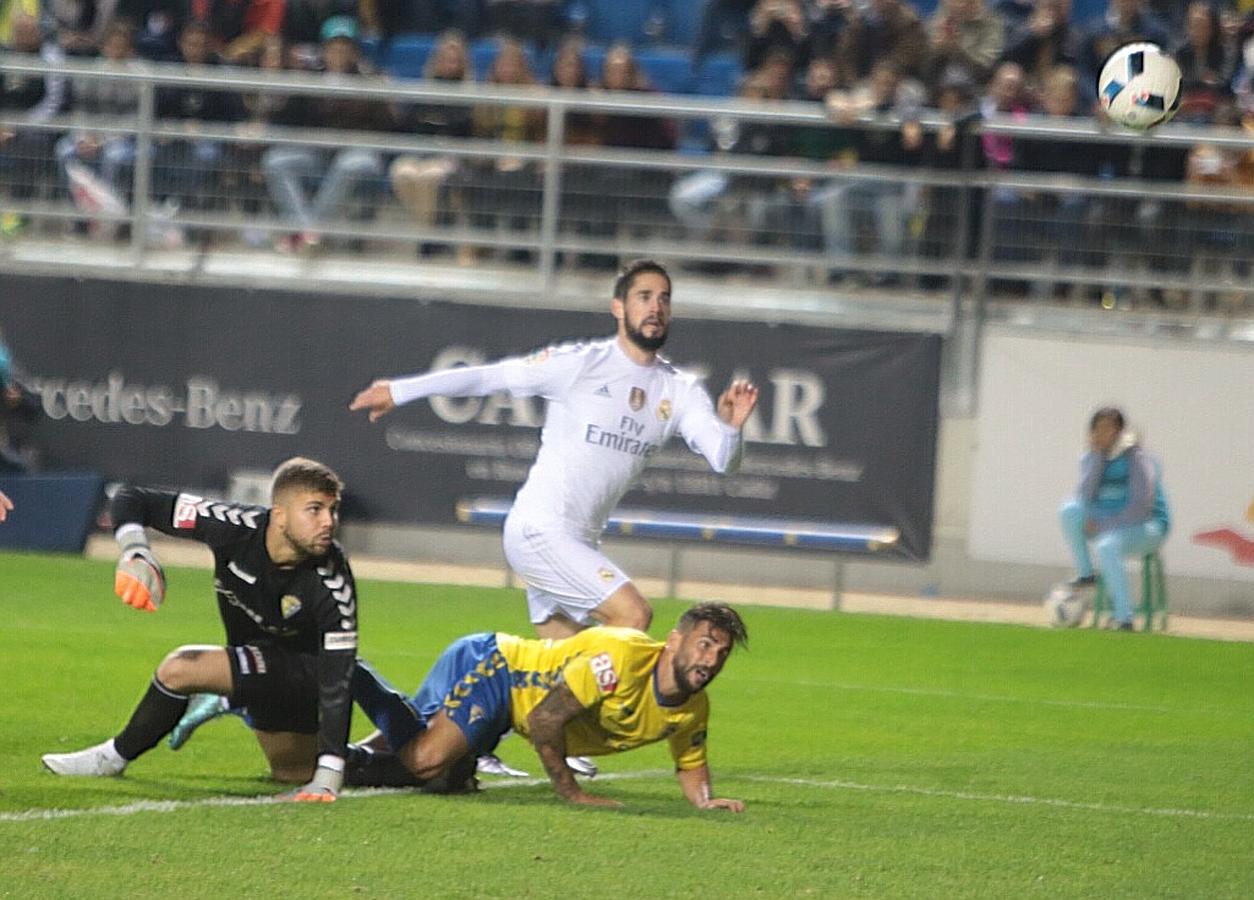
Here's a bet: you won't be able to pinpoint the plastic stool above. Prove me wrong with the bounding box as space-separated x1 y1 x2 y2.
1090 552 1167 631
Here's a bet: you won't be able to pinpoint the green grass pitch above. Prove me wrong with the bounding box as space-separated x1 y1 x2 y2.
1 551 1252 898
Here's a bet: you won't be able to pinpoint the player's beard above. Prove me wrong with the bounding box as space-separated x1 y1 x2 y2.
624 317 667 353
672 656 711 696
282 525 332 561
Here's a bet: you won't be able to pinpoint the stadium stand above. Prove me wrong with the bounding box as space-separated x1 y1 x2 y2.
2 0 1253 314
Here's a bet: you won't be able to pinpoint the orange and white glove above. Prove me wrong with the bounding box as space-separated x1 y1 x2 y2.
278 758 344 803
114 526 166 612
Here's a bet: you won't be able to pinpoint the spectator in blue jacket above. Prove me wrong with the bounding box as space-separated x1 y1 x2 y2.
1059 406 1170 630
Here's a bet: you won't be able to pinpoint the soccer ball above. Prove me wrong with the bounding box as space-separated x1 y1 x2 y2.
1098 43 1182 131
1045 583 1088 628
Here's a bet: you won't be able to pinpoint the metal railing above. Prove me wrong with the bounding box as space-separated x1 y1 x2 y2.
3 54 1253 382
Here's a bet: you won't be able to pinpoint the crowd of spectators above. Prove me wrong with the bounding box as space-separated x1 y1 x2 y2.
0 0 1252 293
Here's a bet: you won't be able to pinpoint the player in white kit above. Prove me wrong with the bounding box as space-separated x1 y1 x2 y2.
350 259 759 638
348 260 758 777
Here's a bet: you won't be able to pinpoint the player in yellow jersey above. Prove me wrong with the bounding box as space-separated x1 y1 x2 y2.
347 602 748 809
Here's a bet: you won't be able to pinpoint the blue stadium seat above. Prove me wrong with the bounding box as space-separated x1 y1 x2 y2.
585 0 661 44
692 53 742 97
664 0 701 47
581 44 608 83
383 34 437 79
636 48 693 94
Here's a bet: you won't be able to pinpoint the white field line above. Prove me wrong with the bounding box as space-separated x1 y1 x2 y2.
3 769 1251 824
0 771 660 823
742 774 1254 823
747 677 1245 716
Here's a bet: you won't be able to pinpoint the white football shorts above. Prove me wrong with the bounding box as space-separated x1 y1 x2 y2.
502 513 629 626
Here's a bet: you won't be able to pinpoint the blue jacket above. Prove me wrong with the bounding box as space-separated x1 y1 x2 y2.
1079 442 1170 534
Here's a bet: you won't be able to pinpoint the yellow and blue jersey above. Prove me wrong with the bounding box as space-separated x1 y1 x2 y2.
497 627 709 770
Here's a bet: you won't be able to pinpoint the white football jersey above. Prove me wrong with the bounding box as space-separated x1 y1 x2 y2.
390 337 743 541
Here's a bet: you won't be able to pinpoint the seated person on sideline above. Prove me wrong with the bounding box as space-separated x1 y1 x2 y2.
41 457 359 802
1059 407 1170 630
347 603 749 811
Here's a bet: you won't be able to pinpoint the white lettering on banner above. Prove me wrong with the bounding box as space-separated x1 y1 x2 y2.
25 371 301 435
740 369 828 448
184 378 301 433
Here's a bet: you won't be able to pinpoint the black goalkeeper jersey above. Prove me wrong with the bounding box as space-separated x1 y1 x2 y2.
110 486 357 762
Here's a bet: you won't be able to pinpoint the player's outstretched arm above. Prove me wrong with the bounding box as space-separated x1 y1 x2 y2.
676 764 745 813
348 379 397 423
527 684 621 808
716 379 759 430
0 490 12 522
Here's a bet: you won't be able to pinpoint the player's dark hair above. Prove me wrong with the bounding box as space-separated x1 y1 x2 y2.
1090 407 1125 432
613 259 671 300
678 602 748 650
271 457 343 502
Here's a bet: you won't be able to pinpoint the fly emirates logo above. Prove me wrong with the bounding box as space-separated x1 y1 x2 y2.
585 415 659 458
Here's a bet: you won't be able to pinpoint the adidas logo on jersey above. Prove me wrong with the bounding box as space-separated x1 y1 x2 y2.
594 384 612 398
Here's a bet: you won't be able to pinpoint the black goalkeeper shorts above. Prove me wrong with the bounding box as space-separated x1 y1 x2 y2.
226 643 319 735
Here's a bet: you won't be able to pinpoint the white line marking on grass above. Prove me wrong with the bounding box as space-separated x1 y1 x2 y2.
0 771 666 824
6 770 1248 825
741 775 1254 822
748 678 1239 716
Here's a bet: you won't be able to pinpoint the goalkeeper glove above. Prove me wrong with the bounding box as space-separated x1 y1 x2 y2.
280 757 344 803
114 527 166 612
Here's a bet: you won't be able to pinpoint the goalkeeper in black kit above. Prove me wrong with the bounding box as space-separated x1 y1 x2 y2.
41 457 358 803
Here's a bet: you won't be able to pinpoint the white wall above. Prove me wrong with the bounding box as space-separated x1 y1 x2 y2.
969 327 1254 581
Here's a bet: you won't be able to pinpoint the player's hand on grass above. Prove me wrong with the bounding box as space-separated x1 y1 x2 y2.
114 531 165 612
717 379 759 430
348 379 396 422
698 797 746 813
565 790 623 809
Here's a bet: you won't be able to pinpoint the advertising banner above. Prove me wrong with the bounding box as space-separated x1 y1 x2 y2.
1 275 940 559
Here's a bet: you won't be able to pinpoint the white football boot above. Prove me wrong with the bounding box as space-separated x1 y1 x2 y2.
42 739 128 777
566 756 598 778
475 753 530 778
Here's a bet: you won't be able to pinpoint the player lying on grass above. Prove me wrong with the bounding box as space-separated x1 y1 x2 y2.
344 602 749 810
41 457 358 803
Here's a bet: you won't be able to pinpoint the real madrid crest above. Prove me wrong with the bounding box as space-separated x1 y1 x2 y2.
657 399 672 422
280 595 303 619
629 387 646 411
